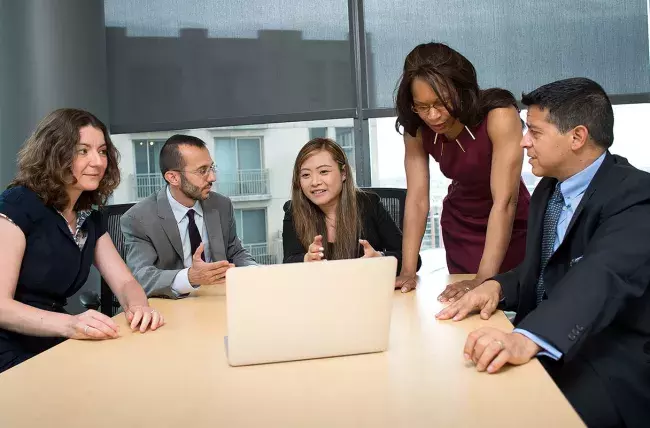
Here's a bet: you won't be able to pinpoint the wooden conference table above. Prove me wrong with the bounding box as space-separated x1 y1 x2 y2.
0 272 584 427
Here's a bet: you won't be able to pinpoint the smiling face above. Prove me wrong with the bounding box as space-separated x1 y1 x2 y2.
69 125 108 193
299 149 346 209
410 77 457 134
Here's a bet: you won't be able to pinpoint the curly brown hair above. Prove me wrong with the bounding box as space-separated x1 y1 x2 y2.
9 108 120 211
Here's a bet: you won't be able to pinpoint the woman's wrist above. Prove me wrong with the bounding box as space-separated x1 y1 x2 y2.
56 313 76 338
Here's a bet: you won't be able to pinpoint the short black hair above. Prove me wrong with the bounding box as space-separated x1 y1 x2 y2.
521 77 614 149
159 134 207 182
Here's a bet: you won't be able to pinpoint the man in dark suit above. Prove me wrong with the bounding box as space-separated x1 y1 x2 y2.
121 135 256 298
436 78 650 428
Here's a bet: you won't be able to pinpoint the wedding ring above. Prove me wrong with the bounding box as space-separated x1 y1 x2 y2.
84 325 89 335
494 340 505 350
150 309 157 314
464 287 471 292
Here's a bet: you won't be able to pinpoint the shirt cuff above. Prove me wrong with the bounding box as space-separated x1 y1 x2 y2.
513 328 563 361
171 268 197 296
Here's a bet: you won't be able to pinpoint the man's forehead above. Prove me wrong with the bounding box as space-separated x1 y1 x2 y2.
179 145 212 165
526 106 549 123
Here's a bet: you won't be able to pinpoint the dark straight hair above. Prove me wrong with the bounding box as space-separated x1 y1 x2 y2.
159 134 207 182
521 77 614 149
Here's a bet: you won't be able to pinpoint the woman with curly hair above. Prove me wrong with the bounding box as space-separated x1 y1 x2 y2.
0 108 164 373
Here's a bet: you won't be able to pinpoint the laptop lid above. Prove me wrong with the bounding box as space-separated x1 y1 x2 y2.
225 256 397 366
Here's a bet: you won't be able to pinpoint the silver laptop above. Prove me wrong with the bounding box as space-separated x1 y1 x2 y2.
225 256 397 366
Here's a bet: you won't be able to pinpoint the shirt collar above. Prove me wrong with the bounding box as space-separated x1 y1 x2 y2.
166 186 203 224
559 152 606 201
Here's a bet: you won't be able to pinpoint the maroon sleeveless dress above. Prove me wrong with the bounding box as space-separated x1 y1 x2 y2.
421 118 530 274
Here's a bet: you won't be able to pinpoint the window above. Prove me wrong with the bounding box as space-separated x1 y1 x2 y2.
369 117 450 258
133 139 166 199
363 0 649 109
214 137 267 197
234 209 267 244
234 208 277 265
309 127 327 140
335 127 355 167
110 119 356 260
104 0 354 133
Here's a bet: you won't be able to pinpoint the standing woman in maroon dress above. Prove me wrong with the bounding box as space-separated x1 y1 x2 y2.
394 43 530 301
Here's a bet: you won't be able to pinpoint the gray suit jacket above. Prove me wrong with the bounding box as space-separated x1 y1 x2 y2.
121 187 257 298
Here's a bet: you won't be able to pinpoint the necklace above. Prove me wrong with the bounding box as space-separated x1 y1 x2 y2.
433 125 476 157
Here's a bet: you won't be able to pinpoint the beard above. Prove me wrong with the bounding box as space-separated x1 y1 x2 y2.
180 174 210 201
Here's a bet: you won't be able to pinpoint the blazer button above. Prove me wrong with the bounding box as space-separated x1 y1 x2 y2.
568 333 577 341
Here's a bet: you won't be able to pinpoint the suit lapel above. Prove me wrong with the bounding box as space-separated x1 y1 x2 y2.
202 196 227 261
156 188 184 261
563 152 615 239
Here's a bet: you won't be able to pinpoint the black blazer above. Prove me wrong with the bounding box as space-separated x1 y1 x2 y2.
282 192 421 274
0 186 105 373
494 153 650 427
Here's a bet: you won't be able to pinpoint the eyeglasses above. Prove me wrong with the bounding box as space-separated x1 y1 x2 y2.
174 164 218 178
411 103 447 115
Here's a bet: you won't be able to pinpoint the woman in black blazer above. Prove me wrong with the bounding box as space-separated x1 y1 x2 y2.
0 109 164 373
283 137 421 275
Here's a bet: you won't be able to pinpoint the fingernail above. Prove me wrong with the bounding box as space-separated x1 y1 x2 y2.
487 365 495 373
453 315 460 321
319 247 324 251
319 252 324 257
401 287 407 293
464 353 470 360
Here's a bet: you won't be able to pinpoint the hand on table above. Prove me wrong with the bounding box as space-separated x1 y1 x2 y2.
395 274 417 293
435 280 502 321
438 277 484 302
462 327 540 374
67 309 120 340
124 305 165 333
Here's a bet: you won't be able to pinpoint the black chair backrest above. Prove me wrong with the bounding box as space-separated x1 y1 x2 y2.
100 203 134 316
360 187 407 231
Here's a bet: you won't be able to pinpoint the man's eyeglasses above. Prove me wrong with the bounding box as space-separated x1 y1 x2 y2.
174 164 218 178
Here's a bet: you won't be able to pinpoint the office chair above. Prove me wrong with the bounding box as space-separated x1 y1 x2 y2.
79 203 134 316
360 187 407 231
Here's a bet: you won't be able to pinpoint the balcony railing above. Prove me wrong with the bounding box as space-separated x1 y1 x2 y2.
243 242 280 265
133 173 166 200
215 169 270 197
132 169 270 201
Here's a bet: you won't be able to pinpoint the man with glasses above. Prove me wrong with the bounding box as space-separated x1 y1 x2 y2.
122 134 256 298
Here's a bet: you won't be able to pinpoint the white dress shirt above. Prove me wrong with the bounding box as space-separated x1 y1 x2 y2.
166 186 212 295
